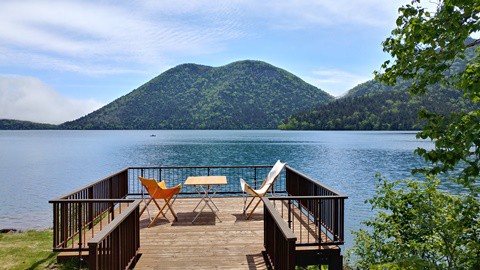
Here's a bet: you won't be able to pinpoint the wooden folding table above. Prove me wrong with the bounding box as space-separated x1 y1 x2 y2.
184 176 227 223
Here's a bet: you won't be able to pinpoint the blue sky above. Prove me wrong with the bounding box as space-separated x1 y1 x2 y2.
0 0 419 124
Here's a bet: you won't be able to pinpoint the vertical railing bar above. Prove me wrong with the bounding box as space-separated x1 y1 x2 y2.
77 203 82 255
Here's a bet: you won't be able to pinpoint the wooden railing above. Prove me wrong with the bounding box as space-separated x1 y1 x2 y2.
285 166 346 244
127 165 286 195
49 199 133 252
88 200 141 270
270 196 346 246
262 166 347 269
263 197 297 270
49 169 129 251
50 166 282 253
50 164 345 269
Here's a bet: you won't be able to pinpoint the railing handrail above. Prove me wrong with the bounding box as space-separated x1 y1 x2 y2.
286 165 347 197
128 165 273 169
49 198 134 203
269 195 348 200
51 167 129 200
262 197 297 241
88 199 141 244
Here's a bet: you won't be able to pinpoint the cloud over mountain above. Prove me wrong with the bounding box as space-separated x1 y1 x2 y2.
0 76 103 124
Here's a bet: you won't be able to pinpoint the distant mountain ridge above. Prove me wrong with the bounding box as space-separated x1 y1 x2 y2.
60 60 333 129
279 42 479 130
0 119 57 130
5 53 477 131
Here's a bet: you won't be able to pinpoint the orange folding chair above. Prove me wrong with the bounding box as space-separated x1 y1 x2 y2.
138 176 182 227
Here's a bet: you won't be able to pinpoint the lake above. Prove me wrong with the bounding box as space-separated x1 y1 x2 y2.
0 130 432 248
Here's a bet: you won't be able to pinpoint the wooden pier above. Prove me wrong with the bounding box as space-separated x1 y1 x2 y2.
134 197 267 269
50 165 347 269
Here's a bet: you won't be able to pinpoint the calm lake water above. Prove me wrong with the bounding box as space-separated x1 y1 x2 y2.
0 130 433 248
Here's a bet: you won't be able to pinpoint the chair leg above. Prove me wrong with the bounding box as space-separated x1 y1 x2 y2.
152 198 168 220
244 196 257 214
148 199 169 227
164 197 178 221
140 198 153 217
148 208 167 228
242 191 247 212
247 198 263 220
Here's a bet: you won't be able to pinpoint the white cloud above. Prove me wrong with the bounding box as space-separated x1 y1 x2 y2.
0 0 246 75
0 76 103 124
303 68 371 97
0 0 438 78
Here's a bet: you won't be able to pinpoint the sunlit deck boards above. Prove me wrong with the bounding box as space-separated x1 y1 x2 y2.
134 197 268 269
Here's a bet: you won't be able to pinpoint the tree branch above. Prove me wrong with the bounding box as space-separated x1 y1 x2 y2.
466 39 480 48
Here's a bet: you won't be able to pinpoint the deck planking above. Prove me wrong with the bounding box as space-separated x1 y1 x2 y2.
134 197 268 269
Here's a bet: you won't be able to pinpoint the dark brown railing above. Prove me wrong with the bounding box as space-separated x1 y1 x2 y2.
262 166 347 269
263 197 296 270
285 166 346 244
270 196 346 246
88 199 141 270
127 165 286 195
49 169 129 251
50 164 345 269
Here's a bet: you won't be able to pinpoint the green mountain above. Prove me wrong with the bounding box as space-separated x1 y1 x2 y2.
343 38 477 99
0 119 58 130
280 42 479 130
61 60 333 129
343 80 404 99
279 86 476 130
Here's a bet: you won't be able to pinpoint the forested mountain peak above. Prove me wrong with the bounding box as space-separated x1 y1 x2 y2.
61 60 333 129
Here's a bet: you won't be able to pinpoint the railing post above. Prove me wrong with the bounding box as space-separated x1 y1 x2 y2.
88 242 98 270
254 167 257 189
109 177 113 199
110 202 115 220
88 187 94 229
333 198 338 242
61 202 68 248
117 224 121 270
77 203 83 250
288 199 292 229
287 238 296 270
53 203 58 248
318 199 322 243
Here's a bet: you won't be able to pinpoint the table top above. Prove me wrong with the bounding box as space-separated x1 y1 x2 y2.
184 176 227 186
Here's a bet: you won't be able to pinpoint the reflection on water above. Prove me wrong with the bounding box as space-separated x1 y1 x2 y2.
0 130 434 248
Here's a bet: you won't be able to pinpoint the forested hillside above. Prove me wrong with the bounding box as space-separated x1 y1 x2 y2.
280 41 479 130
0 119 57 130
61 60 333 129
279 85 477 130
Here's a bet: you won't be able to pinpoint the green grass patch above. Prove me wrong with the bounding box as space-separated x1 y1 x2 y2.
296 265 329 270
0 229 80 270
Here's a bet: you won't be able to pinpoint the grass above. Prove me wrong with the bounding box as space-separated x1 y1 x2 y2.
296 265 329 270
0 229 80 270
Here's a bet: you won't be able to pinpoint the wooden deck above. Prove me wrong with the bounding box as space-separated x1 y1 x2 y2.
133 197 268 269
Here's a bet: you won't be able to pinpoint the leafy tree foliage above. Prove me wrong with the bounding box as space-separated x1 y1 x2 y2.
349 0 480 268
349 177 480 269
378 0 480 188
60 60 333 130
